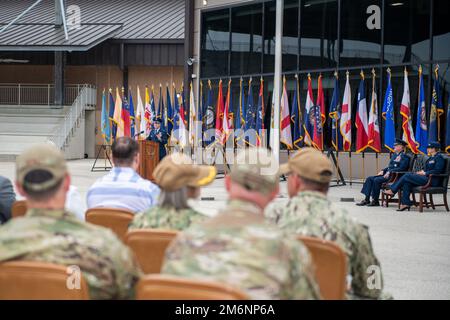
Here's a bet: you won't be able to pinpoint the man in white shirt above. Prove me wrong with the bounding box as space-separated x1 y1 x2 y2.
87 137 160 213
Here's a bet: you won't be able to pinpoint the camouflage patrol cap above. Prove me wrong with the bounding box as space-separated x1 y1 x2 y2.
279 147 333 183
230 148 279 195
16 143 67 192
153 153 216 191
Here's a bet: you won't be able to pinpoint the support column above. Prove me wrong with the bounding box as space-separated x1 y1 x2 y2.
272 0 284 164
184 0 195 103
54 51 65 107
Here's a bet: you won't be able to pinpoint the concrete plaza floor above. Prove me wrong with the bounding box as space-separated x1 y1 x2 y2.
1 159 450 300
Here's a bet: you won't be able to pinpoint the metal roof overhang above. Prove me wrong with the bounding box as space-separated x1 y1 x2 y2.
0 23 123 51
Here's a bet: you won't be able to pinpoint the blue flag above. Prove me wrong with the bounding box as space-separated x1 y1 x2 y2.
204 81 215 146
101 90 111 144
382 71 396 152
245 81 257 146
415 67 428 154
329 75 342 151
166 86 173 135
256 79 264 146
236 79 246 131
129 90 136 137
428 68 444 142
291 76 303 149
198 82 204 141
108 89 117 140
150 88 156 122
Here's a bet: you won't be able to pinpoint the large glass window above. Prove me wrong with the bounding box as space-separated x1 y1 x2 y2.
283 0 299 72
433 0 450 61
263 1 276 73
340 0 382 67
384 0 430 65
230 4 263 76
300 0 338 70
201 9 230 78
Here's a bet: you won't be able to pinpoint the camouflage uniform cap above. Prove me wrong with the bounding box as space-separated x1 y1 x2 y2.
279 147 333 183
16 143 67 192
153 153 216 191
230 148 279 195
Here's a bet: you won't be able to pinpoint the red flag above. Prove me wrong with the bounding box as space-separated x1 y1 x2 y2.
368 69 381 152
340 72 352 152
314 75 325 150
400 68 419 154
121 88 131 137
215 80 224 143
356 71 369 153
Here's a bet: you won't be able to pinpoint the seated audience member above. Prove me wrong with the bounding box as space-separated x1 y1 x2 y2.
0 144 141 299
87 137 160 213
385 141 446 211
162 148 320 300
356 139 409 207
266 148 390 300
66 185 86 221
129 153 216 230
0 175 15 224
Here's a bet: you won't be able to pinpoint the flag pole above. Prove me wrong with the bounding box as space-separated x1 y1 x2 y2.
349 151 352 186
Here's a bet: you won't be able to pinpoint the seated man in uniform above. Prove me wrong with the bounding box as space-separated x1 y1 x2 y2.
266 148 390 300
0 175 15 224
129 153 216 231
384 141 446 211
356 139 409 207
0 144 141 299
162 148 320 300
147 118 168 160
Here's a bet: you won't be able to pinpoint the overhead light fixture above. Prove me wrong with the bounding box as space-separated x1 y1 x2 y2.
0 59 30 63
390 2 404 6
203 0 208 6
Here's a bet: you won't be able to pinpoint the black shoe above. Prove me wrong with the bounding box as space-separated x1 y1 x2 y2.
367 201 380 207
356 199 370 206
396 206 411 212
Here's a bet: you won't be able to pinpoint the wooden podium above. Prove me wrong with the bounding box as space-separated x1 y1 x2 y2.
137 140 160 182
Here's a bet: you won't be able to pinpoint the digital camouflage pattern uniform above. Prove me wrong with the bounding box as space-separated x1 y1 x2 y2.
0 208 142 299
266 191 390 300
129 206 206 231
162 199 320 300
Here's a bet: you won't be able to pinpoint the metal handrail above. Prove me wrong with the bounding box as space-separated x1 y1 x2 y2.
47 84 96 150
0 83 92 106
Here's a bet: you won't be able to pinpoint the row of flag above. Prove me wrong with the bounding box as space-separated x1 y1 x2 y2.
100 66 449 154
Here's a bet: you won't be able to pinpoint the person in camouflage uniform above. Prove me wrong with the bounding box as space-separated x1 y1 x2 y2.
266 148 390 300
129 153 216 231
0 144 141 299
162 148 320 300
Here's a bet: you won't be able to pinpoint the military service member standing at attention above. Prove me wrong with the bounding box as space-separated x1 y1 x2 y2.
356 138 409 207
129 153 216 230
162 148 320 300
266 148 390 300
385 141 446 211
0 144 141 299
147 118 169 160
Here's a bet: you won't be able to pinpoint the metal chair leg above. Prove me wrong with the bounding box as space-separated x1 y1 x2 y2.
430 194 435 210
419 192 424 213
444 193 449 212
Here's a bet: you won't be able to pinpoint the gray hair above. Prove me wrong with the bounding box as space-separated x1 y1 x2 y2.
158 187 189 210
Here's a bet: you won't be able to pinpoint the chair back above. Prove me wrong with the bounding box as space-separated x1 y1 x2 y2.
413 154 427 171
11 200 27 218
85 208 134 241
124 229 178 273
0 261 89 300
440 156 450 188
136 274 249 300
297 236 347 300
407 154 416 171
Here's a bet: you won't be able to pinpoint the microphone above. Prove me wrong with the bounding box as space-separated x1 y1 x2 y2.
134 130 145 138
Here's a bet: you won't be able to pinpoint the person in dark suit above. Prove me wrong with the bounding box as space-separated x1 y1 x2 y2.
385 141 446 211
147 119 169 160
0 175 16 224
356 139 410 207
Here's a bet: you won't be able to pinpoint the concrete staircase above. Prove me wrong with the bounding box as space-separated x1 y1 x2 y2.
0 106 68 160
